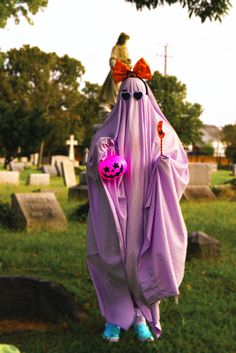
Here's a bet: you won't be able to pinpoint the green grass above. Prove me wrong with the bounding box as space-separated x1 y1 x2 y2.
211 169 235 186
0 169 235 353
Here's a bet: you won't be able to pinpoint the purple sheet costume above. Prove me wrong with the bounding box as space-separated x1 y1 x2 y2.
86 77 189 338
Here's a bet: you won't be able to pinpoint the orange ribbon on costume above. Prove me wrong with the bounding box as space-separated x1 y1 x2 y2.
113 58 152 83
157 121 165 155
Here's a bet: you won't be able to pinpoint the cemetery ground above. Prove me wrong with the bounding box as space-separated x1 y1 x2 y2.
0 167 235 353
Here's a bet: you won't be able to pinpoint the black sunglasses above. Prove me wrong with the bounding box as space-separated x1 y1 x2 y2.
121 91 144 101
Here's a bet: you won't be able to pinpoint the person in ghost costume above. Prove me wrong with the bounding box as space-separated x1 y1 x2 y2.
86 58 189 342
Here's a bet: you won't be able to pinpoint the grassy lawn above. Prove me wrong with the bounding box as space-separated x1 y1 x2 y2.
0 169 235 353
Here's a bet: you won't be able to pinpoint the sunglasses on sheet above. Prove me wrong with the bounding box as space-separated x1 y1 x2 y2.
120 91 144 101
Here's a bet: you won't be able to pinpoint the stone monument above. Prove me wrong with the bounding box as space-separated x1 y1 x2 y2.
66 134 78 161
0 171 19 185
27 173 50 186
184 163 216 200
61 160 77 187
11 193 67 232
0 276 80 323
187 231 221 259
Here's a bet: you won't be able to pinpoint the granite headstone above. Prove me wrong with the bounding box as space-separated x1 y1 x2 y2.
0 171 19 185
11 193 67 231
61 160 77 187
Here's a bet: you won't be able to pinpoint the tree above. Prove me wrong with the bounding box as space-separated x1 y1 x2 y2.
77 82 102 147
125 0 232 22
0 0 48 28
0 45 85 162
148 71 203 144
222 123 236 163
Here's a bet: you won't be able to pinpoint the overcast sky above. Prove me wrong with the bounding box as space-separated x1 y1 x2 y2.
0 0 235 127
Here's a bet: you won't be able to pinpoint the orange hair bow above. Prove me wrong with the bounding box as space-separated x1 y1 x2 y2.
113 58 152 83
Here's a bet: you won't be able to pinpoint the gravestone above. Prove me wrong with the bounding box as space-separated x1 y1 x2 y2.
31 153 39 166
42 165 58 177
28 173 50 186
0 276 79 323
68 171 88 200
79 171 87 185
51 155 69 166
188 163 211 186
232 164 236 176
184 186 216 200
208 163 217 172
11 193 67 232
0 171 19 185
55 160 63 176
51 155 69 176
68 185 88 201
0 157 5 165
30 154 34 163
51 155 79 170
20 156 28 163
187 231 221 259
184 163 215 200
66 134 78 161
61 160 77 187
9 162 25 172
83 148 89 165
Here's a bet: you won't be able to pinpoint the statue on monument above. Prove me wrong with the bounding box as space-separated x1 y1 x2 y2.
99 32 131 120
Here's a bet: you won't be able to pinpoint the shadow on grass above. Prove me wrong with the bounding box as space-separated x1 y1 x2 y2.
68 202 89 223
0 201 14 228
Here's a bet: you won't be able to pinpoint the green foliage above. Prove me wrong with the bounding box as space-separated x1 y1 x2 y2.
77 81 102 147
0 45 85 160
222 124 236 163
211 170 236 187
125 0 232 22
199 143 214 156
148 71 203 144
0 0 48 28
225 144 236 163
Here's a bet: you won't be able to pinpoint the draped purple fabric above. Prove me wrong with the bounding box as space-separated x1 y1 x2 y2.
86 77 189 337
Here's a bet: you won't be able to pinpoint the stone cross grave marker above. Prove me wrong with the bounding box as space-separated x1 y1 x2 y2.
66 134 78 161
61 160 77 187
11 193 67 232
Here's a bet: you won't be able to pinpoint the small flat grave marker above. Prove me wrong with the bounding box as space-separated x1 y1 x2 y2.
187 231 220 259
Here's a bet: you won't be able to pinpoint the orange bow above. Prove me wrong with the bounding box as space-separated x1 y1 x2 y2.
113 58 152 83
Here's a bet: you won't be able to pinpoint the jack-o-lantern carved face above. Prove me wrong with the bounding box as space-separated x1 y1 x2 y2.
98 155 127 181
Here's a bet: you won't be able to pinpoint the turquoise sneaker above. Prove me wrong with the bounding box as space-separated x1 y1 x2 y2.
133 323 154 342
102 322 120 342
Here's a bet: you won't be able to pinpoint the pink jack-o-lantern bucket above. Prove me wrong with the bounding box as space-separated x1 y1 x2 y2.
98 155 127 181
